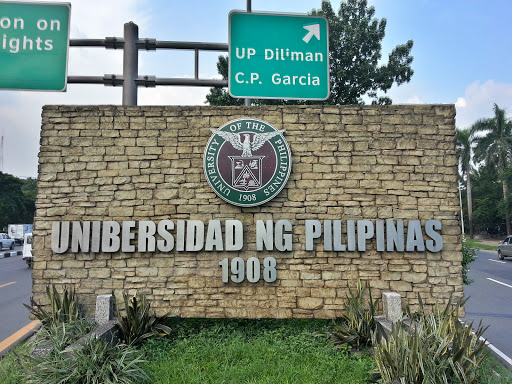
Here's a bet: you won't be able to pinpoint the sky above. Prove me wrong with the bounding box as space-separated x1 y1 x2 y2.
1 0 511 178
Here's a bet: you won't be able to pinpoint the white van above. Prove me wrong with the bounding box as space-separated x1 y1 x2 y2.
22 233 33 268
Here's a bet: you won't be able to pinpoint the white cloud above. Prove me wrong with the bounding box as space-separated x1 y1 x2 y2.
405 95 424 104
455 97 467 108
382 81 428 106
1 0 149 178
140 87 209 106
455 80 512 129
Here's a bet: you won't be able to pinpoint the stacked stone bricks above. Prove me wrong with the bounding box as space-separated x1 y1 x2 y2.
33 105 462 318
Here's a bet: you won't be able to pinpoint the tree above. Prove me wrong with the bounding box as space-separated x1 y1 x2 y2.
472 104 512 235
0 172 36 231
468 165 504 235
206 0 414 106
456 128 474 238
205 56 245 106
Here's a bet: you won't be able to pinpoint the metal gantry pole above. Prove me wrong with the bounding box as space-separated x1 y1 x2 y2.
68 24 230 104
123 22 139 106
245 0 252 107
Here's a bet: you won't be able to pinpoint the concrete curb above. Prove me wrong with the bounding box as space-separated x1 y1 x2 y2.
484 338 512 370
0 251 22 259
0 321 41 359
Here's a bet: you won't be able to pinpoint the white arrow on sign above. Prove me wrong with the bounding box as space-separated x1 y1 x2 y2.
302 24 320 43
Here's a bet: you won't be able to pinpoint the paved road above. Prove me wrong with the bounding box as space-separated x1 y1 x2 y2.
463 249 512 358
0 247 32 343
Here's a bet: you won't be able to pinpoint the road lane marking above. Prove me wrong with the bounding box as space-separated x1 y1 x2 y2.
0 282 16 289
488 259 507 264
0 320 40 355
487 278 512 289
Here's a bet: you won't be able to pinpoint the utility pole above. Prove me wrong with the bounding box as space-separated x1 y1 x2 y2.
0 129 4 173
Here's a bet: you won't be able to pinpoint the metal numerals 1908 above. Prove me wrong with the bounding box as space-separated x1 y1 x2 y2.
219 257 277 283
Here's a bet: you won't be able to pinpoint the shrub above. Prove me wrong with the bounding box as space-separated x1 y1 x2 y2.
323 280 383 350
24 285 81 326
26 336 148 384
462 237 477 285
116 292 172 346
30 318 95 351
372 296 488 384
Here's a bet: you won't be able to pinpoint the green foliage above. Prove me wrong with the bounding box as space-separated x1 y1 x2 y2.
461 165 505 234
462 238 477 285
456 128 475 237
29 318 95 353
20 177 37 202
464 238 498 251
472 104 512 234
372 296 488 384
477 351 512 384
0 341 31 384
24 285 81 326
323 280 382 350
205 55 245 106
25 336 148 384
206 0 414 106
0 172 36 230
314 0 413 105
116 292 172 346
2 319 511 384
142 318 373 384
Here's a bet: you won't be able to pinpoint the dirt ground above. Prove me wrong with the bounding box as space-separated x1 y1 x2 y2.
473 238 501 247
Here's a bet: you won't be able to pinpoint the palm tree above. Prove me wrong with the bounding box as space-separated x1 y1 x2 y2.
472 104 512 235
456 128 474 238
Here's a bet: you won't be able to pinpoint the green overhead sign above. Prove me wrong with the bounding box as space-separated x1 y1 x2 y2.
229 11 329 101
0 1 71 91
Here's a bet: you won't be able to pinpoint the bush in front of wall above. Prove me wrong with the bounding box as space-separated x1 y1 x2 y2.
371 296 488 384
26 335 148 384
24 285 81 326
30 318 96 352
116 292 172 346
461 237 477 285
321 280 383 351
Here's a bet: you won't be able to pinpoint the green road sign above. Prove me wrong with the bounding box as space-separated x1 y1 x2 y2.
0 1 70 91
229 11 329 100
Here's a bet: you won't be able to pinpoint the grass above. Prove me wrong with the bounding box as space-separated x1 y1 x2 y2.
141 318 373 384
1 319 512 384
465 238 499 251
0 341 29 384
478 351 512 384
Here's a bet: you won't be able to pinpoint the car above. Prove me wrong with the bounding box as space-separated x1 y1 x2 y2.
497 236 512 260
0 233 15 250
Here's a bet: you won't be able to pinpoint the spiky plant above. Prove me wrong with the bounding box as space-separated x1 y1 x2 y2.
325 280 383 350
24 285 81 326
372 295 488 384
116 292 172 346
26 335 148 384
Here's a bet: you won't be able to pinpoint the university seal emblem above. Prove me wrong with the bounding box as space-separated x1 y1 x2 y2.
204 118 292 207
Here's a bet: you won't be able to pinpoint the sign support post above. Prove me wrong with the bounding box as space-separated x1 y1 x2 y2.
244 0 252 107
122 22 139 106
